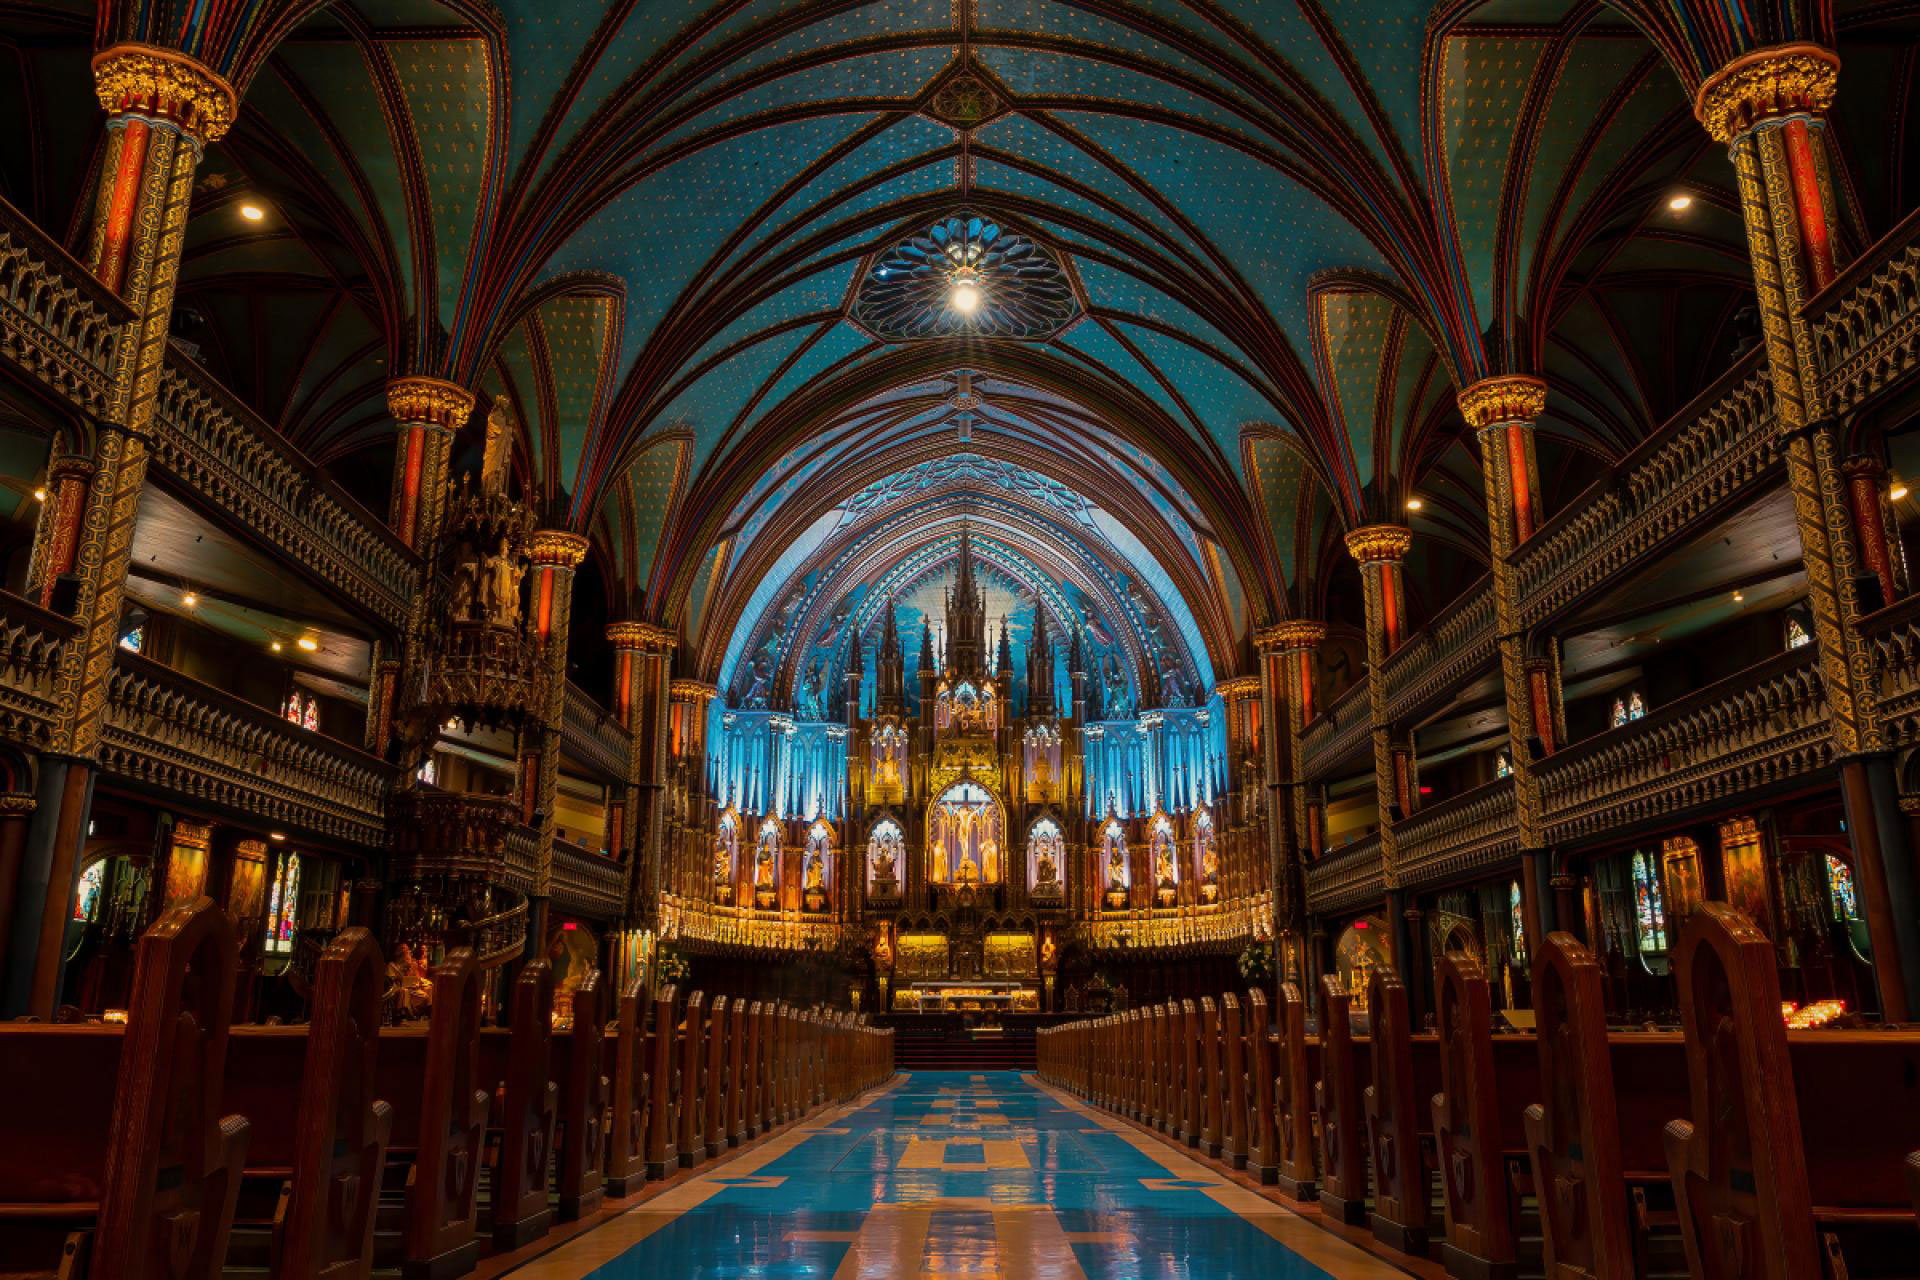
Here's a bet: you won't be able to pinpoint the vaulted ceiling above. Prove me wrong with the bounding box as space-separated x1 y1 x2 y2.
1 0 1912 701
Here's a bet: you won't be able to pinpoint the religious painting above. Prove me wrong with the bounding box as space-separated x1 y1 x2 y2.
802 820 833 912
226 840 268 938
866 817 904 896
754 819 781 908
927 780 1003 884
895 932 949 981
1027 815 1065 900
1100 817 1129 906
985 932 1037 979
1149 813 1177 905
1717 816 1773 936
1661 835 1705 924
1334 917 1390 1014
162 822 211 907
1191 809 1218 903
713 809 740 905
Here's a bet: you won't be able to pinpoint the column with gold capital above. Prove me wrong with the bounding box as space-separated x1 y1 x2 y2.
1255 620 1324 983
609 621 676 923
1459 374 1558 952
1345 525 1412 971
6 47 236 1017
666 679 719 905
1697 45 1920 1016
520 530 590 951
386 377 475 552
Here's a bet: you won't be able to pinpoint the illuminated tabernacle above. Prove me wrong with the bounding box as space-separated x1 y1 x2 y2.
0 3 1916 1279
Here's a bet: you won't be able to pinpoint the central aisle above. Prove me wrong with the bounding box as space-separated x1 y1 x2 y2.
510 1072 1408 1279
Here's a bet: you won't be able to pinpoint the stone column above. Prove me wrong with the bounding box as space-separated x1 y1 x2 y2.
6 47 236 1018
1254 621 1323 984
1459 375 1557 951
610 622 676 923
1345 524 1411 969
1696 44 1920 1015
666 679 717 907
520 530 590 952
385 377 473 552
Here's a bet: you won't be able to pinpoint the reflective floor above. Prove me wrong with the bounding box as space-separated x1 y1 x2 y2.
508 1072 1409 1279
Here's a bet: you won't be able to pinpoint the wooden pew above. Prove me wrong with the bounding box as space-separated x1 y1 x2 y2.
1133 1007 1151 1122
604 979 650 1196
1198 996 1223 1158
0 897 250 1280
1244 988 1280 1185
490 960 557 1249
1666 903 1920 1280
678 989 708 1169
1220 993 1249 1170
555 969 607 1221
1366 966 1435 1255
645 984 680 1178
757 1000 778 1134
735 1000 759 1143
1178 997 1201 1146
1432 950 1521 1280
398 949 488 1280
1150 1002 1172 1131
1525 931 1634 1280
704 995 731 1159
284 928 391 1279
1315 975 1369 1224
1274 980 1317 1201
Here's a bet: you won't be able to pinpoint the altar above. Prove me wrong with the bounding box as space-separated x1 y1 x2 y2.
894 980 1039 1013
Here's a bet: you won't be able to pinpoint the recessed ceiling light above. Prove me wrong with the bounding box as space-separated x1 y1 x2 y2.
1732 592 1745 603
240 203 265 222
1892 482 1909 501
296 635 319 651
182 591 197 607
1667 193 1693 212
269 832 286 841
1405 497 1424 512
270 640 283 652
31 487 45 502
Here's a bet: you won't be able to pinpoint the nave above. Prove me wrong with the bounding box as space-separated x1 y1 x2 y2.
513 1071 1399 1280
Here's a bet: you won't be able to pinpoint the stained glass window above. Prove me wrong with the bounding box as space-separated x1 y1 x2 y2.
73 860 105 922
1494 751 1512 778
1631 851 1668 953
1509 880 1526 966
1612 693 1648 728
1826 853 1858 920
285 692 303 725
266 852 301 953
1786 617 1812 649
416 757 437 785
1611 698 1628 728
301 696 320 731
118 625 143 654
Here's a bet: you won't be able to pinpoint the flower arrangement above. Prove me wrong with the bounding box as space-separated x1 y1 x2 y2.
1237 941 1273 985
654 946 691 987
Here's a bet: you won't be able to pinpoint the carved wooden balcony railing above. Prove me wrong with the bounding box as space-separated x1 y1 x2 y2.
0 590 77 748
1511 350 1777 630
473 898 531 968
149 356 419 632
1390 775 1519 891
99 651 394 846
1304 830 1383 916
389 789 538 889
1859 593 1920 749
1297 678 1371 782
552 836 627 921
1809 203 1920 412
563 681 630 782
1533 647 1830 847
0 197 131 421
1378 577 1497 726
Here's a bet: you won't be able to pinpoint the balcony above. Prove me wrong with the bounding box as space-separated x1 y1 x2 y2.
563 681 630 781
1860 594 1920 749
1532 647 1829 848
1809 203 1920 412
99 651 395 847
1391 775 1519 891
552 835 627 921
1304 831 1383 916
1377 577 1497 727
1297 678 1371 782
0 591 77 748
0 197 131 422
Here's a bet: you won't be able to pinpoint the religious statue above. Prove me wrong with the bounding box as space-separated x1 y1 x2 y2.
390 942 433 1019
1106 840 1128 892
450 556 479 621
481 537 524 626
804 853 825 893
1035 843 1058 887
1155 837 1176 896
755 840 776 888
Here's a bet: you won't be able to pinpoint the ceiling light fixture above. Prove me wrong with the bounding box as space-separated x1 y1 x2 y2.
1892 481 1909 501
1667 193 1694 212
297 635 319 652
269 832 286 841
182 590 198 607
240 202 265 222
1732 592 1745 603
31 487 45 502
948 266 983 315
270 640 283 653
1405 497 1424 512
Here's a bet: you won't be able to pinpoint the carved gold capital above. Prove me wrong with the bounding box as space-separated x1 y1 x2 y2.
1254 620 1326 654
92 44 237 146
670 679 719 702
0 794 35 816
1457 375 1548 431
529 529 590 569
386 377 476 433
607 620 675 652
1213 674 1261 698
1695 43 1839 144
1344 524 1412 565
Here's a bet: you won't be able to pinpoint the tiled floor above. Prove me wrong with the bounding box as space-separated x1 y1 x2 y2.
504 1072 1411 1279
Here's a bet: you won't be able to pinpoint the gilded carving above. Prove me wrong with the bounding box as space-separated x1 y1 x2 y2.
1694 43 1839 145
91 44 238 147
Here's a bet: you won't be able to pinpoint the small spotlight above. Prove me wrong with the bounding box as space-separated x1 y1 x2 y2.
1405 497 1424 512
1732 592 1745 603
31 487 46 502
270 640 283 652
1667 193 1694 212
240 203 265 222
182 591 197 607
296 635 318 652
269 832 286 841
1892 482 1909 501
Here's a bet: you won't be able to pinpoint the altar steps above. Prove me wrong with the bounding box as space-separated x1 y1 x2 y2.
894 1028 1036 1071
